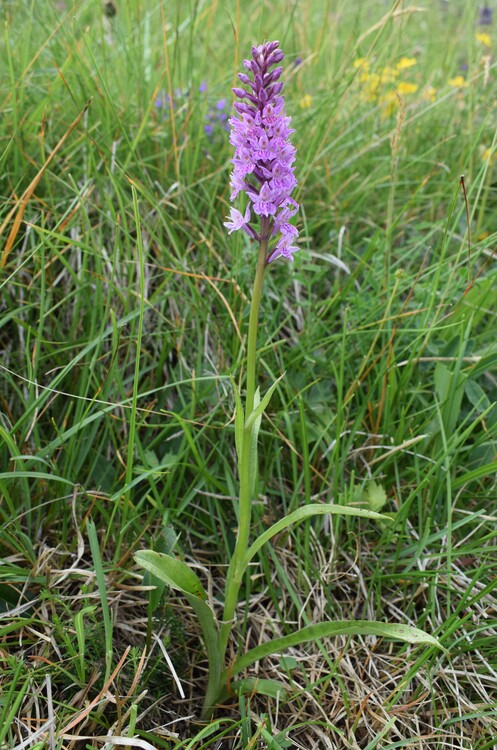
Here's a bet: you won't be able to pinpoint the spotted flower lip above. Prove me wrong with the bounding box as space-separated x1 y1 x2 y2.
225 41 299 263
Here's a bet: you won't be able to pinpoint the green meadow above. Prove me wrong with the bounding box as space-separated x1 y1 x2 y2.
1 0 497 747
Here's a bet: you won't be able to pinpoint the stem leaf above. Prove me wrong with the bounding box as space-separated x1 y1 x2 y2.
230 375 245 466
245 372 286 431
248 387 262 499
242 503 392 568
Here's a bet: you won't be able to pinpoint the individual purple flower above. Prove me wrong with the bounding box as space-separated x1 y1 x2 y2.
253 183 278 216
267 235 299 263
155 90 171 110
223 206 253 236
225 41 299 263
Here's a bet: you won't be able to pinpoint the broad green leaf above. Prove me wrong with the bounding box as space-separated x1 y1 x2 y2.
226 620 444 680
279 655 298 671
434 317 472 437
444 276 496 331
110 460 177 501
469 346 497 380
366 481 388 512
241 503 391 569
0 583 32 614
161 523 179 554
144 525 178 612
434 361 460 403
135 550 207 601
345 482 388 513
245 372 285 431
144 448 159 468
272 731 294 749
259 724 292 749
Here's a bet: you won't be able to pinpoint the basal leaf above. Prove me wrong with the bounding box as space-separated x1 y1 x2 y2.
136 550 222 705
227 620 445 680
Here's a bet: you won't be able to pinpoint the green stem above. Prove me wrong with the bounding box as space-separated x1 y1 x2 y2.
217 231 269 674
245 233 269 416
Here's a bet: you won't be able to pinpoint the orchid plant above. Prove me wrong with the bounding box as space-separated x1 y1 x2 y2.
136 41 442 720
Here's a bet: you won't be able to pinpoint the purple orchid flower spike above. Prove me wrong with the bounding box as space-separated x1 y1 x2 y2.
224 41 299 263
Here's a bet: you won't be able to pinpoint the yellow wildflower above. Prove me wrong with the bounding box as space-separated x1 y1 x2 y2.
361 72 381 101
396 81 418 95
421 85 436 102
299 94 313 109
378 90 398 117
448 75 467 87
353 57 370 70
380 66 399 83
477 230 491 240
396 56 417 70
475 32 491 47
482 147 495 163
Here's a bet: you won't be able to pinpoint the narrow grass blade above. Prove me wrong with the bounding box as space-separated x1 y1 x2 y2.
87 518 113 686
